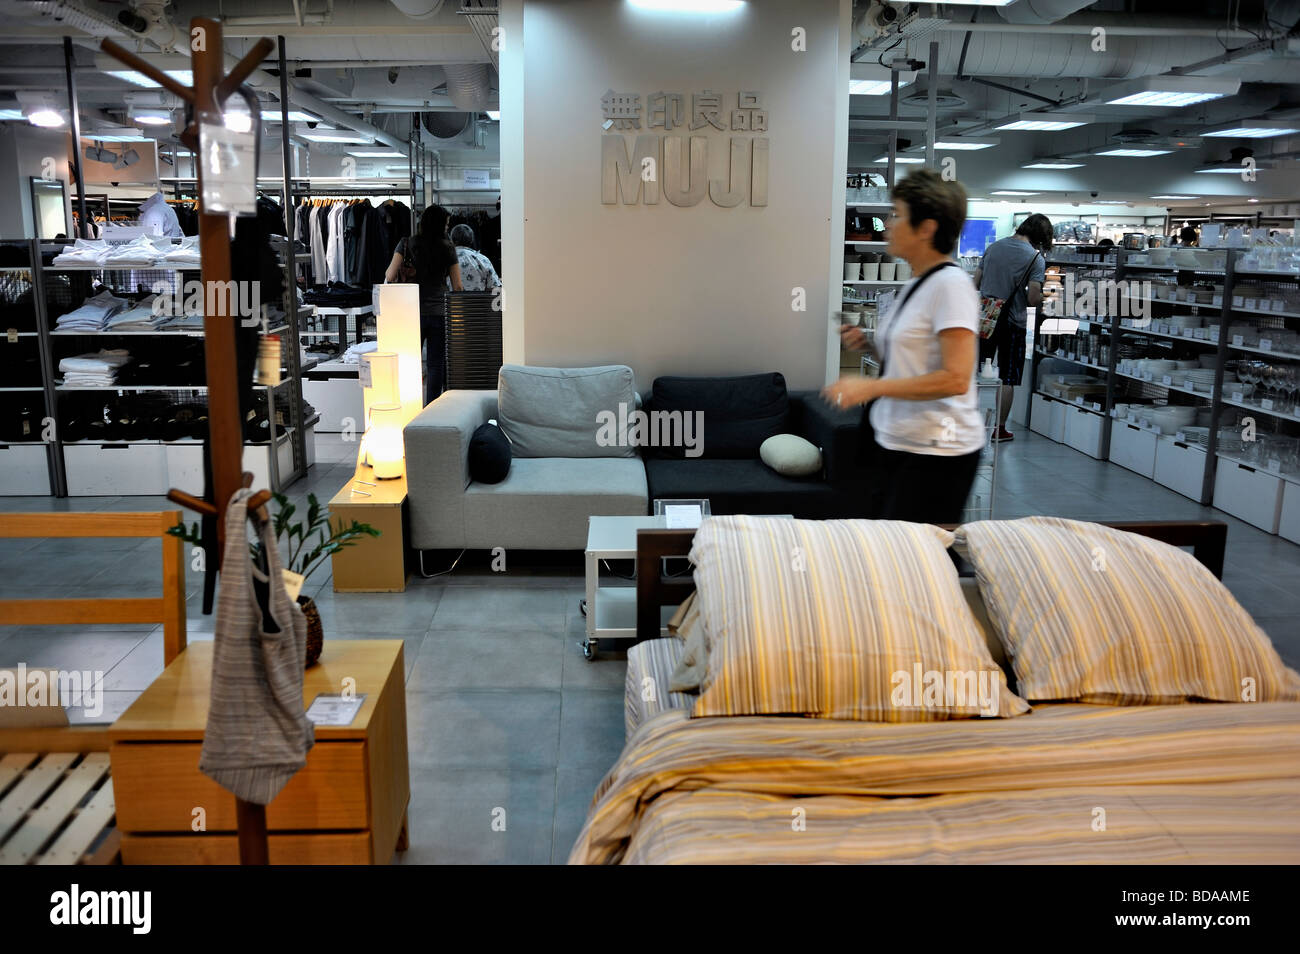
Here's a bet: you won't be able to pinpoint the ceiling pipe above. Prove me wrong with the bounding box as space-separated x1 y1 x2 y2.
441 62 492 112
996 0 1097 25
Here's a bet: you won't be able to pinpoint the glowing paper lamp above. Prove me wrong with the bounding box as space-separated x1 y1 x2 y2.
361 351 399 466
368 404 404 479
377 284 423 426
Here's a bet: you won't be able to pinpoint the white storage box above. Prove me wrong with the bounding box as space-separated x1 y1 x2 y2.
1214 457 1283 534
303 377 363 434
1108 421 1158 479
1029 393 1065 442
64 442 168 496
1009 382 1030 429
163 442 205 497
1153 436 1206 502
1063 404 1105 459
243 432 296 492
0 443 52 495
1279 480 1300 545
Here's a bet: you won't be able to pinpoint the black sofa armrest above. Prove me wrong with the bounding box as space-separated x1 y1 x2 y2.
790 390 868 485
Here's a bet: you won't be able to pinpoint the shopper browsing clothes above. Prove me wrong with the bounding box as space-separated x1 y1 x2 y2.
448 224 502 291
972 213 1052 442
827 168 983 524
386 205 464 403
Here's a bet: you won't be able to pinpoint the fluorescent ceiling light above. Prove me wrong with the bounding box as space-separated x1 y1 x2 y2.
1101 75 1240 108
27 107 64 128
349 150 406 158
1093 200 1131 205
990 190 1038 196
933 137 998 150
941 0 1015 4
1151 194 1199 200
299 131 374 143
851 79 913 95
1022 160 1085 169
1095 147 1172 157
628 0 745 11
0 109 23 121
995 112 1092 131
1200 120 1300 139
81 133 151 142
131 109 170 126
224 111 252 133
874 154 924 163
1194 164 1266 174
486 110 500 120
108 68 192 88
261 109 317 123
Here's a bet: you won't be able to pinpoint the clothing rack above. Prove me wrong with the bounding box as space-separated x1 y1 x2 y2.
101 18 278 868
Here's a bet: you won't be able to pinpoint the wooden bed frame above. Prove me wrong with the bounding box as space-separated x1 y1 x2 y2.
0 510 186 865
634 519 1229 642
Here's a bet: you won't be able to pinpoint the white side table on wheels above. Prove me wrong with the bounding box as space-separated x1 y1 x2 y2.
582 515 682 661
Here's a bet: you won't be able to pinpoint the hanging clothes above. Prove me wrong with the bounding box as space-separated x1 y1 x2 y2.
198 488 314 805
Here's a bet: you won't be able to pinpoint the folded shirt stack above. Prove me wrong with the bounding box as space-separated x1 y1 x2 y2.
54 290 128 332
104 295 167 332
102 237 165 267
341 340 379 364
59 349 131 387
51 239 110 267
161 236 201 265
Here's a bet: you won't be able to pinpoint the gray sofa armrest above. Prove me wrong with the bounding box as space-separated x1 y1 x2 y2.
404 389 499 550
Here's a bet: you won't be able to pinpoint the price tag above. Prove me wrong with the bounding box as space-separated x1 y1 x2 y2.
1175 430 1187 442
281 569 305 602
1232 334 1244 347
1090 401 1102 412
1261 399 1274 412
1244 299 1257 310
1267 458 1282 474
1260 339 1272 351
1231 391 1244 403
5 328 15 344
1074 395 1084 405
1161 374 1173 386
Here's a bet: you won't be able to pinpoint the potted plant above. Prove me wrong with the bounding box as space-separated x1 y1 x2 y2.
168 493 380 667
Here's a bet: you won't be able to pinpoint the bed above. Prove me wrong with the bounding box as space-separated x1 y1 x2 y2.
572 518 1300 865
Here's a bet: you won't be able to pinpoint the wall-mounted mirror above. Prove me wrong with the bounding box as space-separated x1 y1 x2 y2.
29 177 70 240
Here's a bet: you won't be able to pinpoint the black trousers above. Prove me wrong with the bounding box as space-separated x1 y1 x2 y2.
867 439 982 524
420 305 445 405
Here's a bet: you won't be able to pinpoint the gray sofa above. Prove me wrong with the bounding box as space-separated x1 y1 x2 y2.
404 365 869 552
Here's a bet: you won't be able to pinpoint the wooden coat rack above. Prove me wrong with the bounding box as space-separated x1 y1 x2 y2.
101 19 278 866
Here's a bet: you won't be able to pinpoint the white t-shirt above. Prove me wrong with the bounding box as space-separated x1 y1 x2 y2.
869 264 983 456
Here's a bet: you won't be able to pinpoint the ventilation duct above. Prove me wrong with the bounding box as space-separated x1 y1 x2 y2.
461 2 501 72
27 0 124 36
422 111 472 140
997 0 1101 26
441 63 493 112
389 0 446 19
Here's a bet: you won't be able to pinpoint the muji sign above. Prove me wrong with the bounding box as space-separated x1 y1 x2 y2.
600 89 769 207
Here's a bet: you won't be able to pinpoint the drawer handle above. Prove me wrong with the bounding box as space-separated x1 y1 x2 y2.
1238 463 1255 474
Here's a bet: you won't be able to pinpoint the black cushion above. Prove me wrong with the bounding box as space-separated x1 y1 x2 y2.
641 372 790 459
469 421 511 484
644 457 869 520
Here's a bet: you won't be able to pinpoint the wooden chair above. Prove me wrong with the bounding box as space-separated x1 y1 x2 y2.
0 510 186 865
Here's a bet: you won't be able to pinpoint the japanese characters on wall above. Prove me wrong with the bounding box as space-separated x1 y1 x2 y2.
600 89 769 208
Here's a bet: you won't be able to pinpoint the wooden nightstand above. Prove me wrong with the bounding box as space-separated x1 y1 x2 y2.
329 464 410 592
109 640 410 865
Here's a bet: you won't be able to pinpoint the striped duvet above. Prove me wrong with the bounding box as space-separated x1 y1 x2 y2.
568 701 1300 864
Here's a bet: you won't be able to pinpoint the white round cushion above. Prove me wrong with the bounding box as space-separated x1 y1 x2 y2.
759 434 822 477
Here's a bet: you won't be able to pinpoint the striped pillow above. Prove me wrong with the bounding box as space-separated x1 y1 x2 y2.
955 517 1300 705
688 515 1029 721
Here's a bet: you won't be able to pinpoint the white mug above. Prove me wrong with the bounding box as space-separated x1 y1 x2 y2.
879 262 897 281
896 262 912 280
861 262 880 281
844 262 861 281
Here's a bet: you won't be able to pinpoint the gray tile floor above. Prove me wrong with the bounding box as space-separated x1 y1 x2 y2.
2 430 1299 864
